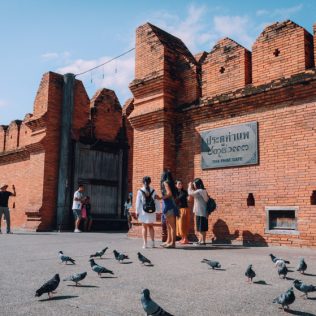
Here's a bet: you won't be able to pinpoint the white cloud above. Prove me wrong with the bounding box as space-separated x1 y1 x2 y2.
41 51 71 61
0 100 8 108
57 53 135 103
256 4 303 19
213 15 254 48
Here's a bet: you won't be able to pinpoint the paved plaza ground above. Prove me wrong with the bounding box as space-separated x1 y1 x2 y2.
0 231 316 316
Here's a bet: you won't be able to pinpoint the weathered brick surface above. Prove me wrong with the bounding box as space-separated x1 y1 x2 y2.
90 88 122 142
128 20 316 247
313 23 316 65
252 20 314 86
0 71 124 231
202 38 251 98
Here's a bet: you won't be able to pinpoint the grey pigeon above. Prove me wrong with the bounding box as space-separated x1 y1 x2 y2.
63 272 87 286
269 253 290 265
58 251 75 264
245 264 256 282
273 287 295 310
89 259 114 277
277 262 288 279
113 250 129 263
35 274 60 298
141 289 173 316
297 258 307 274
201 258 221 269
90 247 108 259
293 280 316 298
138 252 152 265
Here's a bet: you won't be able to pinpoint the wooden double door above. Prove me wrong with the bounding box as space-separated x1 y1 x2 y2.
73 143 123 220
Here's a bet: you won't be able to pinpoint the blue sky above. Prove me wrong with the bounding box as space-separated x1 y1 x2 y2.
0 0 315 124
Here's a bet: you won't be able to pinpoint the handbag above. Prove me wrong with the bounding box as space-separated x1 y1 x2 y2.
81 206 87 219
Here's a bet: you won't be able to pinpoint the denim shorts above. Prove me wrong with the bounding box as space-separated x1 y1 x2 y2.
73 209 82 219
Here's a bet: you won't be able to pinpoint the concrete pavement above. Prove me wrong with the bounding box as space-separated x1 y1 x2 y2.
0 232 316 315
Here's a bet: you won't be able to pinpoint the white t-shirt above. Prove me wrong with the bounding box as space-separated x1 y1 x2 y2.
72 190 83 210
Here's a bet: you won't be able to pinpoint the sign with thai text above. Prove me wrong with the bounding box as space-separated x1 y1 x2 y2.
201 121 258 169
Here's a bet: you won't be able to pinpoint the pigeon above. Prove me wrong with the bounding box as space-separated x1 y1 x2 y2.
58 251 75 264
269 254 290 265
113 250 129 263
35 274 60 298
63 272 87 286
201 258 221 269
277 262 288 279
89 259 114 277
293 280 316 298
90 247 108 259
273 287 295 310
138 252 152 265
245 264 256 282
297 258 307 274
141 289 173 316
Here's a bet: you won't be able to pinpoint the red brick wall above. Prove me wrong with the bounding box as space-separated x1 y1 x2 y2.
5 121 20 151
0 126 7 151
202 38 251 98
252 20 314 86
91 88 122 142
128 20 316 247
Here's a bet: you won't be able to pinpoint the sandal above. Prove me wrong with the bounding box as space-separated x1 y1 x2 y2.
164 244 176 248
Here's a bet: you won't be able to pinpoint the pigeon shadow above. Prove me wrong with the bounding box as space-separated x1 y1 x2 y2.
307 297 316 300
67 285 99 288
287 269 295 273
253 280 271 285
284 309 316 316
303 273 316 277
100 276 118 279
39 295 78 302
208 268 226 271
144 264 154 267
120 261 133 264
285 277 296 281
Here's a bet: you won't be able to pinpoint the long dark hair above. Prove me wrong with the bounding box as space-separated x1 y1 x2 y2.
193 178 205 190
160 169 177 197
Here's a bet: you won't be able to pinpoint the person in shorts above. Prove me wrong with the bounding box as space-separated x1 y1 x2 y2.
72 184 84 233
0 184 16 234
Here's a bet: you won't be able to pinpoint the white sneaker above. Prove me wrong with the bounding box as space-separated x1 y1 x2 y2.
142 243 147 249
74 229 81 233
151 241 155 248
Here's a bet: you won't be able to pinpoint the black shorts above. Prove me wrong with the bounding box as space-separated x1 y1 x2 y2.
196 215 208 232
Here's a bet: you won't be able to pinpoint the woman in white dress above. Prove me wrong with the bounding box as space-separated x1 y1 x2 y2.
136 176 160 249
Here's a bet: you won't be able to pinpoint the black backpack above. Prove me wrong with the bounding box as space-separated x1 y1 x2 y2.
206 196 217 215
140 189 156 213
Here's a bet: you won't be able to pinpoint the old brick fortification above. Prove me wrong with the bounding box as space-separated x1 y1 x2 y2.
0 72 130 231
127 20 316 247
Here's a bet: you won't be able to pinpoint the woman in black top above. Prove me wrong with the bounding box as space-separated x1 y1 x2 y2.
175 180 190 244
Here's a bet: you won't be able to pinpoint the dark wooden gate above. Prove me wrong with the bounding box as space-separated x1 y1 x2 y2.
73 142 123 221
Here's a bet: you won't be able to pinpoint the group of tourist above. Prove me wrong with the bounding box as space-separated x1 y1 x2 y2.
135 170 211 249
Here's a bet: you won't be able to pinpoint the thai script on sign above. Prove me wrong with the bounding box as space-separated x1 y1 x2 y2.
201 122 258 169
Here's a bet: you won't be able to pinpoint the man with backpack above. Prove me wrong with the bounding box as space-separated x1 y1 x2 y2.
135 176 160 249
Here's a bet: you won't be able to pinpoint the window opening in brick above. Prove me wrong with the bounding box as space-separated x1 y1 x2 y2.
273 49 280 57
247 193 255 206
219 66 225 74
311 190 316 205
269 210 296 230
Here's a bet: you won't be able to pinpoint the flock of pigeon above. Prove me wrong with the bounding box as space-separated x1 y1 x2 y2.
34 247 315 315
35 247 169 315
244 254 316 311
